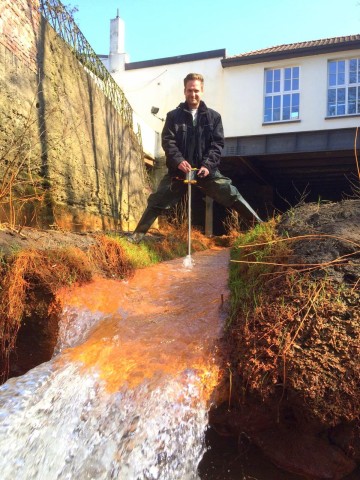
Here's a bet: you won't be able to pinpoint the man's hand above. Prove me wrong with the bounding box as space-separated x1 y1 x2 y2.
178 160 192 173
197 166 209 178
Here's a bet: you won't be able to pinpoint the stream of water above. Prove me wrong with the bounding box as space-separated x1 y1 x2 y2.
0 249 229 480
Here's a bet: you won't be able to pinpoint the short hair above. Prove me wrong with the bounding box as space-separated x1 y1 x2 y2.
183 73 204 87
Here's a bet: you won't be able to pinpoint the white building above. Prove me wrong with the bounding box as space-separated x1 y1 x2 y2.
100 13 360 231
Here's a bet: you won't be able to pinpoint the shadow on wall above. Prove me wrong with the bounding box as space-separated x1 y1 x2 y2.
22 0 148 231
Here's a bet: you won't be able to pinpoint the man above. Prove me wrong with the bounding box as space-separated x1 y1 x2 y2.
129 73 262 242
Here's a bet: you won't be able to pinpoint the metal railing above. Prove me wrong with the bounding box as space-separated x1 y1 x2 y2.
39 0 134 129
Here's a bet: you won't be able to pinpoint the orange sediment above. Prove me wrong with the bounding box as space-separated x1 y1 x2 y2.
57 249 229 400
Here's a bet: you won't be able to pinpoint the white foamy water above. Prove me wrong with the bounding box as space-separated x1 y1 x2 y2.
0 339 209 479
0 249 230 480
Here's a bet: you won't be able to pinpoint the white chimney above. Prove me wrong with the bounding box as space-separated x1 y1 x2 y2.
109 9 129 72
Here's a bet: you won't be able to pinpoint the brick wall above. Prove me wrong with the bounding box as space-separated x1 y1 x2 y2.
0 0 40 73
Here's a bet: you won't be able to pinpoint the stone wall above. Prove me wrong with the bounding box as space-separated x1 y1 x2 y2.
0 0 149 231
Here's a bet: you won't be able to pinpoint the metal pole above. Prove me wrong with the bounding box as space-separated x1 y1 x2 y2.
183 171 195 268
188 177 191 258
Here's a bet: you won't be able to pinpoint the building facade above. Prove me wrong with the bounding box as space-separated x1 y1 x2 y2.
101 13 360 230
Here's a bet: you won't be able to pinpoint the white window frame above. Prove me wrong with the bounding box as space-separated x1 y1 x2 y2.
263 66 300 123
327 58 360 116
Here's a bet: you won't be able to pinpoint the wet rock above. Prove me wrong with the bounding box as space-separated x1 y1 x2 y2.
252 426 357 480
209 402 276 437
329 421 360 463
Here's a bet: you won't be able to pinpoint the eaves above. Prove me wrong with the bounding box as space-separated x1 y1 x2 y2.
221 41 360 68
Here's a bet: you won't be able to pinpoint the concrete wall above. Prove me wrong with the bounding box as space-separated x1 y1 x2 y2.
0 0 148 231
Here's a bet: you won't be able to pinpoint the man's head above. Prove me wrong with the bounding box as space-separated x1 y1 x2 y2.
183 73 204 109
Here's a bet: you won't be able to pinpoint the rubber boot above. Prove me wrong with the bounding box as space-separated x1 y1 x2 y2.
133 206 162 234
232 197 263 223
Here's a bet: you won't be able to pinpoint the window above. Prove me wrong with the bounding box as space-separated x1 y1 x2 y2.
264 67 300 123
328 58 360 116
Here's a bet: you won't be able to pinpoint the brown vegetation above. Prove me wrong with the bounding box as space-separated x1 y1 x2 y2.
217 198 360 478
0 234 136 382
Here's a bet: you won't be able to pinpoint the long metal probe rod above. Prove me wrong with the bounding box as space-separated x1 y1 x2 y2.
188 176 192 258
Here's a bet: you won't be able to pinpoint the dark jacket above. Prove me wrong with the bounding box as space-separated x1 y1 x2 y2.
161 100 224 177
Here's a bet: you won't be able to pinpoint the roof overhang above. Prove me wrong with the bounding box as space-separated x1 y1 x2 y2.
222 41 360 67
125 49 226 70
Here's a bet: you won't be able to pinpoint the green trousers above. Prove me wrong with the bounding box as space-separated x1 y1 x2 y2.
134 170 262 234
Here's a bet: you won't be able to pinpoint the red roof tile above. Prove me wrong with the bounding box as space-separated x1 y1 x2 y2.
222 35 360 66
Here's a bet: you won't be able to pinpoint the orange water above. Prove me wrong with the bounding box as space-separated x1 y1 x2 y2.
57 248 229 397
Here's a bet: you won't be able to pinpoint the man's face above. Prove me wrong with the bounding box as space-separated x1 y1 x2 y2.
184 79 203 109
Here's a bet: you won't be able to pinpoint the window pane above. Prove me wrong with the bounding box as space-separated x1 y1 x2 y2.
266 81 273 94
337 61 345 85
292 78 299 90
283 94 290 108
350 70 357 84
283 107 290 120
348 86 356 102
264 110 272 122
265 97 272 108
338 88 346 102
329 73 337 87
329 62 337 75
292 93 299 108
328 104 336 116
264 97 272 122
284 79 291 91
348 102 356 114
328 89 336 103
293 66 299 78
338 72 345 84
291 93 299 118
338 61 345 73
284 68 291 80
273 95 281 109
265 70 273 82
338 104 345 115
349 59 357 84
273 108 281 121
273 69 280 92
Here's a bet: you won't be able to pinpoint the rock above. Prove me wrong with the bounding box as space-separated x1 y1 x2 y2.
329 422 360 463
252 426 357 480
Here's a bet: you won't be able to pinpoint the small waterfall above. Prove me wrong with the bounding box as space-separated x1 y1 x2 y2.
0 249 229 480
0 358 210 479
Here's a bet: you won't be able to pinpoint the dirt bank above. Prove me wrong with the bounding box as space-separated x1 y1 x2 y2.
0 227 98 256
213 198 360 479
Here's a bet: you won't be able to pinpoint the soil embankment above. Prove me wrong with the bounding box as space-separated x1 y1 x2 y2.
213 198 360 479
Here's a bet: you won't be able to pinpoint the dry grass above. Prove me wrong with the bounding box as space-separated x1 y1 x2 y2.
88 235 134 279
152 222 215 260
0 235 137 382
0 247 93 381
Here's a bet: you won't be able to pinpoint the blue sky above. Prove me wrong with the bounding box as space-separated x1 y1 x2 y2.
64 0 360 62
